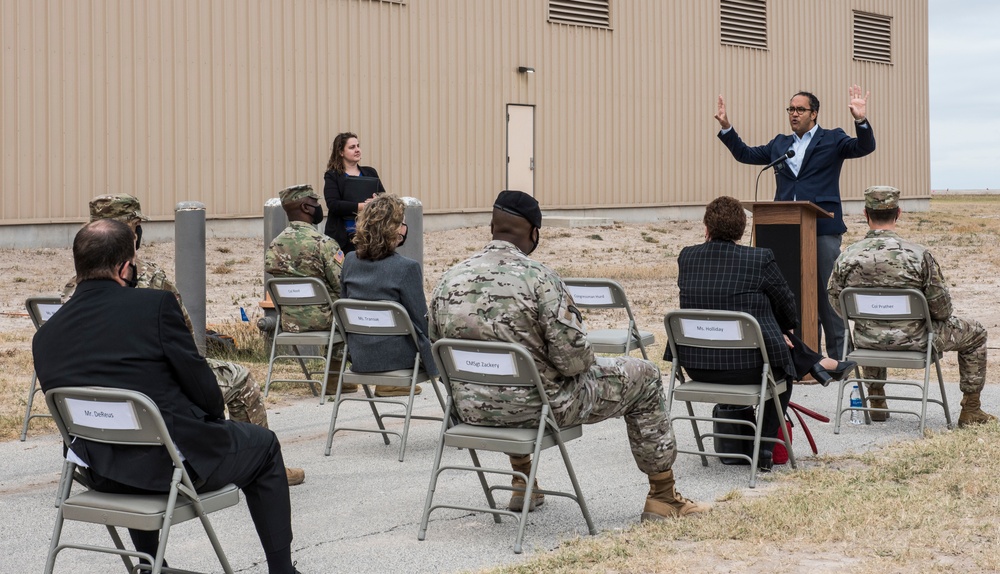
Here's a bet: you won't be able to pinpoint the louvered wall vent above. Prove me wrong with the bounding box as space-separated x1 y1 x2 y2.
854 11 892 63
721 0 767 50
548 0 611 29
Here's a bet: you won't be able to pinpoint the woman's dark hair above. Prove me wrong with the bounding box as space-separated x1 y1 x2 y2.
73 219 135 282
354 194 405 261
703 196 747 242
326 132 359 173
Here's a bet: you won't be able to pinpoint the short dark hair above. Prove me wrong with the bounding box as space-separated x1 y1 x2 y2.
792 91 820 114
73 219 135 282
704 196 747 242
865 207 900 224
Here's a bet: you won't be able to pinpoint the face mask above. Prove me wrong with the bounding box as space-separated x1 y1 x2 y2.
527 227 540 255
397 224 408 247
309 204 324 225
121 262 139 288
134 224 143 250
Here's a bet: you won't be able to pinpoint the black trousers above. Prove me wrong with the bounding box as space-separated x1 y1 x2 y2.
686 332 821 438
83 421 293 569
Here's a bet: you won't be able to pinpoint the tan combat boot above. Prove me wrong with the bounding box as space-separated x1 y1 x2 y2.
640 469 711 521
867 383 889 422
285 466 305 486
374 384 422 397
958 391 998 428
324 359 358 395
508 455 545 512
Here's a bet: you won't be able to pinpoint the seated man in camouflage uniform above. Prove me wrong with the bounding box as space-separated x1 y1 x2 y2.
64 194 305 485
828 186 995 427
264 184 356 395
429 190 709 521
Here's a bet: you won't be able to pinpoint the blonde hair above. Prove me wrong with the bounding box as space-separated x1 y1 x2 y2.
354 194 404 261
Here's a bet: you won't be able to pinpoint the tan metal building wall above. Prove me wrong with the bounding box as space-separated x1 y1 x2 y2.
0 0 927 227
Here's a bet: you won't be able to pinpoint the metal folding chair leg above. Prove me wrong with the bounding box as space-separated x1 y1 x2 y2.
21 372 52 441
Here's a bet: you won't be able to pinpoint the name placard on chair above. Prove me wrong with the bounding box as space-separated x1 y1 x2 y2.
274 283 316 298
566 285 615 305
450 349 517 376
679 318 742 341
65 398 140 430
38 303 62 321
854 294 910 315
345 308 396 327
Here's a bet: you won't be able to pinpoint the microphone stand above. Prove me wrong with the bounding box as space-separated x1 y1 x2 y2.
753 166 768 203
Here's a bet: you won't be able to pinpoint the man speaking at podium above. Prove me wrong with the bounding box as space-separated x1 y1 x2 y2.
714 85 876 359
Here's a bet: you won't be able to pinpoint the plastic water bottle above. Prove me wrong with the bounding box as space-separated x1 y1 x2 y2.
849 385 863 425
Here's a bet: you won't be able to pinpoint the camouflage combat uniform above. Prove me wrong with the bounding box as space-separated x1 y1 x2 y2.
429 240 676 475
63 260 269 428
828 229 987 393
264 221 344 333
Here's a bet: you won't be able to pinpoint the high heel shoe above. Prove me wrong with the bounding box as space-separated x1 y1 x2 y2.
826 360 858 381
808 363 834 387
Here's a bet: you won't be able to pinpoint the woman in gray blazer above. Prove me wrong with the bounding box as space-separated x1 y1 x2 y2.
340 194 437 397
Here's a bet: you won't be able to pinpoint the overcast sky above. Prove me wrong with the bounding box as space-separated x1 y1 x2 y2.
928 0 1000 190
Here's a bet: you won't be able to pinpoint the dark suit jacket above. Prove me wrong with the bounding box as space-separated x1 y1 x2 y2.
719 122 875 236
340 252 438 376
666 240 799 376
33 279 231 491
322 166 387 252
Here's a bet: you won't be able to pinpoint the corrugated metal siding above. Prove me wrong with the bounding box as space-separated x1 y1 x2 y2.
0 0 928 225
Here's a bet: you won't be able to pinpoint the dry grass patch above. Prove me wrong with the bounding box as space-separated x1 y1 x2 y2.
485 423 1000 574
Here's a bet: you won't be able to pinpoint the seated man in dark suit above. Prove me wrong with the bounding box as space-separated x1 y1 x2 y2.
668 196 854 469
33 219 303 574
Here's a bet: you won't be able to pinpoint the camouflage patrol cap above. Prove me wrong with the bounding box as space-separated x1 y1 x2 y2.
89 194 149 223
493 190 543 228
864 186 901 211
278 184 319 206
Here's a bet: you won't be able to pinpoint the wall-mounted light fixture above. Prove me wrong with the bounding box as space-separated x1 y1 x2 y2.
517 66 535 74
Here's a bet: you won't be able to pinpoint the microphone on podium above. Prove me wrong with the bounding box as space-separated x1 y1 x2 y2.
754 149 796 202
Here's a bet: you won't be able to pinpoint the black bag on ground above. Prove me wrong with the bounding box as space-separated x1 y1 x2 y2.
712 404 756 465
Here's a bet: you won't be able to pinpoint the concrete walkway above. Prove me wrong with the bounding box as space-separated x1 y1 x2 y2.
3 378 985 574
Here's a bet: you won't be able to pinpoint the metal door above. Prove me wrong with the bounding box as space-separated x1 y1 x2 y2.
506 105 535 195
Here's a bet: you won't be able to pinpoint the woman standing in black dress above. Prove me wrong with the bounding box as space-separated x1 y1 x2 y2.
322 132 386 253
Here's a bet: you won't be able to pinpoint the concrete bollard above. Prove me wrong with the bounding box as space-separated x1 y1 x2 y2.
175 201 207 355
258 198 288 339
397 197 423 268
263 198 289 289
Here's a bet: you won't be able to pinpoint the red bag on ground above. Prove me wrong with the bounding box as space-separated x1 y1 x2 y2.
773 402 829 465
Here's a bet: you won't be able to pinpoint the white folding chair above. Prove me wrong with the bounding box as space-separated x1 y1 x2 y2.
44 387 240 574
418 339 596 554
834 287 953 435
564 278 655 359
263 277 344 404
325 299 445 462
21 297 62 441
664 310 795 488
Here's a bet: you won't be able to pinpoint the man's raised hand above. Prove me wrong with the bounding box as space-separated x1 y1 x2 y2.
848 84 869 121
715 94 731 130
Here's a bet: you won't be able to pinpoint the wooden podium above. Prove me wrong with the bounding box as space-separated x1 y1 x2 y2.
741 201 833 351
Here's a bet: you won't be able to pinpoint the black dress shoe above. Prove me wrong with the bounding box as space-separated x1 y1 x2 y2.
808 363 834 387
757 449 773 472
827 360 858 381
